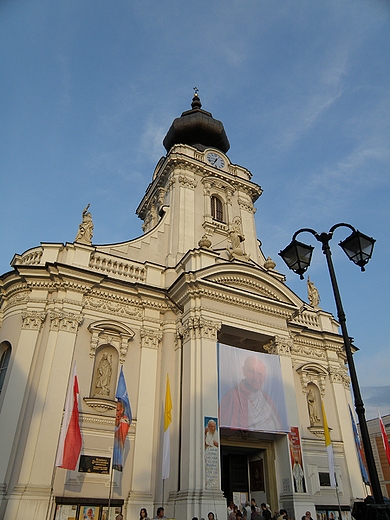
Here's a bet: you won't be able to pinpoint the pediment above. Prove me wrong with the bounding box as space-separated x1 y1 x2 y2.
202 269 301 306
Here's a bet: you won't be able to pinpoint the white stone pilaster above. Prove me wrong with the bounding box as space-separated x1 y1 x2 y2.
128 328 161 510
330 368 367 498
4 310 82 520
175 316 225 520
0 311 46 483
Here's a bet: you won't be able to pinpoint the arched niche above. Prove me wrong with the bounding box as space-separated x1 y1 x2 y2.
297 363 329 436
84 321 135 413
87 320 135 364
306 382 322 427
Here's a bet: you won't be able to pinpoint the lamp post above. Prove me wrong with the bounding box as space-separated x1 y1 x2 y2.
278 223 383 504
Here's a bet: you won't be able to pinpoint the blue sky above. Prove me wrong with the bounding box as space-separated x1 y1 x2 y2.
1 0 389 419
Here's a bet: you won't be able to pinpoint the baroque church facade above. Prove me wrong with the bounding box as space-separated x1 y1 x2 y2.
0 94 367 520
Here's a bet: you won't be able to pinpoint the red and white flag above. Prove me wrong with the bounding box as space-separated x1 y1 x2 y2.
379 410 390 467
56 362 82 470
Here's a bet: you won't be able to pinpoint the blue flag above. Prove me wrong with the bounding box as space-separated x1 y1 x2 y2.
349 405 370 485
113 366 132 471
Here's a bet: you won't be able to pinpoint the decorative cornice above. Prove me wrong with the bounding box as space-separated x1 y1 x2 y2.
291 341 326 360
179 285 293 320
49 310 83 333
21 311 46 330
263 335 293 356
2 289 30 310
180 316 221 340
238 197 256 214
203 177 235 201
84 294 143 319
140 328 162 349
83 397 117 413
199 305 289 333
307 425 327 438
296 363 328 397
1 278 28 296
202 219 229 235
210 274 281 300
88 320 135 362
26 280 91 293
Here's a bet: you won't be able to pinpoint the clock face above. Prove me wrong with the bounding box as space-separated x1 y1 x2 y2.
206 152 225 169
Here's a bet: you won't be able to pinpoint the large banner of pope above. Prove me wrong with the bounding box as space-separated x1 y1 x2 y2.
218 343 289 433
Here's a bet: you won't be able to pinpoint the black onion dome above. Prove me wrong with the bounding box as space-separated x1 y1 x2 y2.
163 93 230 153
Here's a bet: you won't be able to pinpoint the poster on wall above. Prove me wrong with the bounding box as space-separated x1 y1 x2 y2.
316 510 327 520
78 506 100 520
289 427 306 493
218 344 289 433
54 504 77 520
249 459 264 491
204 416 220 489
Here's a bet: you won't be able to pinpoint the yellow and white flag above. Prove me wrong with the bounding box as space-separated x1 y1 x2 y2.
162 374 172 480
322 400 336 487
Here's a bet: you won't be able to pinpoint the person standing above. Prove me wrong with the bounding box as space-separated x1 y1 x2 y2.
140 508 150 520
153 507 166 519
228 504 238 520
244 502 252 519
261 504 271 520
277 509 288 520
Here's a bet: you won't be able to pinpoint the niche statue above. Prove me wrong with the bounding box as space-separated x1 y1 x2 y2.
95 352 112 397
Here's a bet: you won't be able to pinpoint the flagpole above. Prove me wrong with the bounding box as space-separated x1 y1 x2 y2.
334 479 343 520
48 361 82 519
161 374 172 510
44 464 58 520
110 366 131 520
378 409 390 468
162 478 165 508
107 460 115 520
321 400 336 488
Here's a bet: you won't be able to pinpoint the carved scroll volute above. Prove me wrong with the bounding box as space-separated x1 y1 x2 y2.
263 335 293 356
140 328 162 350
181 316 221 341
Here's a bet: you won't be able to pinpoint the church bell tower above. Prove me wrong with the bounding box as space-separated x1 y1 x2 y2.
136 91 266 268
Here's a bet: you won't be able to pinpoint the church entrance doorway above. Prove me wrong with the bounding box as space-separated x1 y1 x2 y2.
221 445 268 509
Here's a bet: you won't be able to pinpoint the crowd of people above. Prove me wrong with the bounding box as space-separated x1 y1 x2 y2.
134 502 303 520
225 499 290 520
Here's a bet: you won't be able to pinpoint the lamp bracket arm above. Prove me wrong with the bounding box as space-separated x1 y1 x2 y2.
329 222 356 235
292 228 319 241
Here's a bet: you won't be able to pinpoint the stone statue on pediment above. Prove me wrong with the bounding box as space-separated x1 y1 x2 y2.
228 217 249 261
307 276 320 308
75 204 94 245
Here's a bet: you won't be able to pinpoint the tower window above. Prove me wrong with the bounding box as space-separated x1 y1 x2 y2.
0 343 11 395
211 196 224 222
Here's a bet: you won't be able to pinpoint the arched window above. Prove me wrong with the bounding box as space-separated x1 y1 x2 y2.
0 343 11 395
211 196 224 222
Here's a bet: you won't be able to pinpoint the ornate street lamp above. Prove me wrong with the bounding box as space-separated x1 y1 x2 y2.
279 223 382 504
